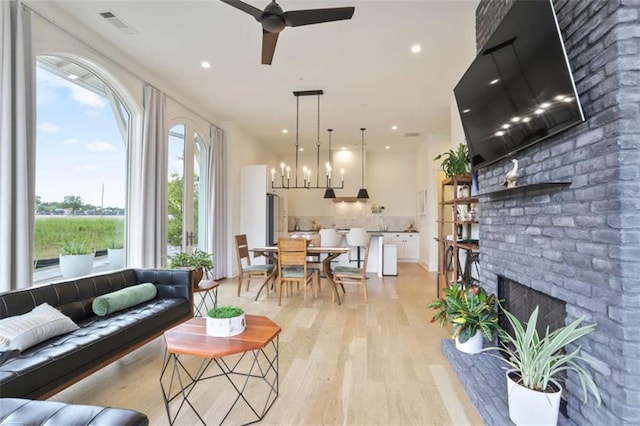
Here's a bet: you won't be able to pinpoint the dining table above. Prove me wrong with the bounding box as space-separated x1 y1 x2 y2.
250 246 350 305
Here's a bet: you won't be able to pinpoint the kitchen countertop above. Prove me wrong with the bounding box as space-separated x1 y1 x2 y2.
289 229 418 233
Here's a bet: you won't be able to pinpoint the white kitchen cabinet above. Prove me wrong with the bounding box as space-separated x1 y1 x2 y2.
383 233 419 262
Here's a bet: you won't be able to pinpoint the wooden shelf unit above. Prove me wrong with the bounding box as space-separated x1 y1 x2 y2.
436 175 479 296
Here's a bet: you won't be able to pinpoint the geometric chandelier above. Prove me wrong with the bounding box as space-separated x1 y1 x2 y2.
271 89 345 194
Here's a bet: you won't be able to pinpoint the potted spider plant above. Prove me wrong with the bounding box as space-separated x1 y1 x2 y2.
433 142 471 179
205 306 245 337
427 283 500 354
485 306 601 426
168 248 214 287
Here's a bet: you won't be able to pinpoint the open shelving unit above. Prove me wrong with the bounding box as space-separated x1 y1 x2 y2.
436 175 479 297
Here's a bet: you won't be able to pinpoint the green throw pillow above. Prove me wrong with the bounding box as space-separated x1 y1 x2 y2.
92 283 158 316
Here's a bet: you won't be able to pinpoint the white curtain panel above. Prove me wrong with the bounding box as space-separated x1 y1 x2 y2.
206 125 228 279
129 85 167 268
0 1 35 292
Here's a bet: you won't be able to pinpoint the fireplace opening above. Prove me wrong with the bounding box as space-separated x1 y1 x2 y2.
497 276 568 417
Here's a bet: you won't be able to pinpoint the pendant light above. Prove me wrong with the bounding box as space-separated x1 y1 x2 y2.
324 128 336 198
357 127 369 199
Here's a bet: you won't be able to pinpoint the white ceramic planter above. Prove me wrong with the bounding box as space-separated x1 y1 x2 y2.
455 329 484 354
206 313 246 337
59 253 95 278
506 369 562 426
108 248 125 269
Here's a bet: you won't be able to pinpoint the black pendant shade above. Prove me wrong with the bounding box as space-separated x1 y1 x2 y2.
357 127 369 199
324 188 336 199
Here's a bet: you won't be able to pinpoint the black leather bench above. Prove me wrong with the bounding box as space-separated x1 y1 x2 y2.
0 398 148 426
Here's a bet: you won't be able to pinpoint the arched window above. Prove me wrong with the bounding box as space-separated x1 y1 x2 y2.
34 56 130 282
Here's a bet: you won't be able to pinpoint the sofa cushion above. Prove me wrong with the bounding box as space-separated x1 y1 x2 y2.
92 283 157 316
0 303 79 352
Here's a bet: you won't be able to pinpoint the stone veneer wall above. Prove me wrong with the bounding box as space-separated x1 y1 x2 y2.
475 0 640 424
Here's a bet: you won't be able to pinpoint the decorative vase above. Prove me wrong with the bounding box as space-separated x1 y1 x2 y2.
107 248 125 269
59 253 95 279
455 329 484 354
206 313 246 337
506 369 562 426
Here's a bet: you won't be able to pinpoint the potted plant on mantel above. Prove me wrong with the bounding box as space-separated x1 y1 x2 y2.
168 248 214 287
206 306 245 337
427 283 500 354
59 240 95 279
434 142 471 179
485 306 601 426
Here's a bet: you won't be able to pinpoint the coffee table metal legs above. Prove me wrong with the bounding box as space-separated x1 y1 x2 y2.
160 336 279 425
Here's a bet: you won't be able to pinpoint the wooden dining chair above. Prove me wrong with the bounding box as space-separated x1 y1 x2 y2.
332 236 372 303
235 234 275 297
276 237 319 306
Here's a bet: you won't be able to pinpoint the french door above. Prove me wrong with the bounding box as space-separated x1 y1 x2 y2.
167 124 206 255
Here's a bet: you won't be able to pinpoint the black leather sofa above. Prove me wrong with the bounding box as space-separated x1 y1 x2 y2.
0 268 193 399
0 398 149 426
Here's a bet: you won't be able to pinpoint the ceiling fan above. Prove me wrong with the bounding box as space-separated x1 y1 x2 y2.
220 0 355 65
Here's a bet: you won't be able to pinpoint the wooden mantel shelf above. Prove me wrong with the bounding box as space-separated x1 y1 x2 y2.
481 181 571 198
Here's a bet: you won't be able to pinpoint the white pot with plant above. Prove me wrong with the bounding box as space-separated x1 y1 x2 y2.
205 306 245 337
107 240 125 269
485 306 601 426
59 240 95 279
433 143 471 179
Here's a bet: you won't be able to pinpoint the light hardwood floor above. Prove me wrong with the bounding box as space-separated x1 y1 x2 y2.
49 263 482 425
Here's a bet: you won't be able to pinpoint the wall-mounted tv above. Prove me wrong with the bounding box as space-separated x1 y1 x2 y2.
454 0 584 170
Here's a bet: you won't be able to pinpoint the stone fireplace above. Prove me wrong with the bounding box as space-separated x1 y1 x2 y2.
460 0 640 424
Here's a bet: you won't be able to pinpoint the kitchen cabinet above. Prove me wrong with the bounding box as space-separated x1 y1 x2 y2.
382 232 419 262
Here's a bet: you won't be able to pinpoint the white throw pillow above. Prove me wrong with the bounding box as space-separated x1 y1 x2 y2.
0 303 79 352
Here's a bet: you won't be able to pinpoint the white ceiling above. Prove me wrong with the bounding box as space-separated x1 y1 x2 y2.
40 0 479 154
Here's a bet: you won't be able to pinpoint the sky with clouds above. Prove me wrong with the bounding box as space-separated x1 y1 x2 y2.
36 67 126 209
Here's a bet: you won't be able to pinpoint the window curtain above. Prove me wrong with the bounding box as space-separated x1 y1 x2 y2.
128 85 167 268
0 1 35 292
206 125 227 279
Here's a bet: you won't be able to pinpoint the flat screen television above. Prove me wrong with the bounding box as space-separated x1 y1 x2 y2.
454 0 584 170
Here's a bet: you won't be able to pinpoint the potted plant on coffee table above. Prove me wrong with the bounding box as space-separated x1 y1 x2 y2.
428 283 500 354
485 306 601 426
168 248 214 287
206 306 245 337
59 240 95 279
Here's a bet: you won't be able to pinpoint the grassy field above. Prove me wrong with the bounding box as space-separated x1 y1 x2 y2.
35 216 125 260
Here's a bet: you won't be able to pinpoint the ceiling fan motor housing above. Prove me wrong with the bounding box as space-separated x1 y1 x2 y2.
261 2 286 33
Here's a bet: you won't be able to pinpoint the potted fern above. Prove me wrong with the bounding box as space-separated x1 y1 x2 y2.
205 306 245 337
168 248 214 287
434 143 471 179
59 240 95 278
486 306 601 426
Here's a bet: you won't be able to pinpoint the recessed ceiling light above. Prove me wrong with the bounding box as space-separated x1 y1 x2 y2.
385 146 390 150
201 61 211 69
462 109 471 113
282 129 288 134
67 74 79 80
391 125 398 130
489 79 499 85
299 147 304 152
411 44 422 53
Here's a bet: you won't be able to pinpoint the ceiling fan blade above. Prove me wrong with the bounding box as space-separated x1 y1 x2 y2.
262 30 279 65
219 0 262 20
284 7 355 27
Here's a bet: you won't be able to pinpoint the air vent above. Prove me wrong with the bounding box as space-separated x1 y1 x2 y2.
99 11 138 34
404 132 421 137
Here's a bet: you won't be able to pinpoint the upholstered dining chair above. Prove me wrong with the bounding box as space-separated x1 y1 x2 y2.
346 227 368 268
235 234 275 297
276 237 320 306
333 236 371 303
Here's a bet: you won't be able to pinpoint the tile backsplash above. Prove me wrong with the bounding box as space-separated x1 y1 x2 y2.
289 215 416 232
